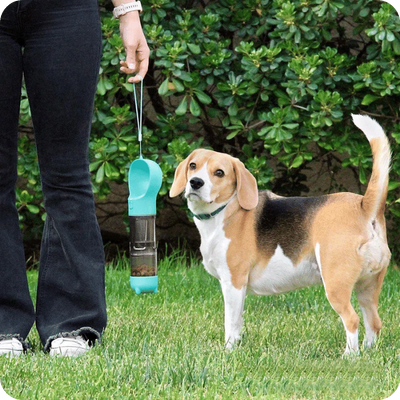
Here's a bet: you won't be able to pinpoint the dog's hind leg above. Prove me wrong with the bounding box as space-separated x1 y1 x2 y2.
315 243 361 355
324 283 360 355
355 267 387 349
220 279 247 349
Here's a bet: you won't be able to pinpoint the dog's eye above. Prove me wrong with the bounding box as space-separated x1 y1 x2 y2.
189 163 196 170
215 169 225 177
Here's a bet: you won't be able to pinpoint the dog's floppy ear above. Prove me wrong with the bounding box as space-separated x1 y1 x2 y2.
170 150 199 198
232 157 258 210
170 157 189 197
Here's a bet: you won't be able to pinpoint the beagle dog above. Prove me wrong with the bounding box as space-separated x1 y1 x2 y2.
170 114 391 354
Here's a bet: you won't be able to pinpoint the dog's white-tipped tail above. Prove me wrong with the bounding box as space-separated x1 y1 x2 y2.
351 114 391 220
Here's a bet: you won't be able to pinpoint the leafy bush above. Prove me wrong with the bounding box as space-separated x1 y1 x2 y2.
17 0 400 261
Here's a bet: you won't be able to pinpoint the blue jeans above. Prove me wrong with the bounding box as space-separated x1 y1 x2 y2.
0 0 107 351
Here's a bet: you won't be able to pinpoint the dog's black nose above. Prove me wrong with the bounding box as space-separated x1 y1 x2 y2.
190 177 204 190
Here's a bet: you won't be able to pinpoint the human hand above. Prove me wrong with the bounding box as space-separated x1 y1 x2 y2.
119 11 150 83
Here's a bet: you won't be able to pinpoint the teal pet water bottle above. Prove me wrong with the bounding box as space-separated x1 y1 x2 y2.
128 78 162 294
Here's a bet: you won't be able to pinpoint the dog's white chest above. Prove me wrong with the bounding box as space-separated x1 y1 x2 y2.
248 245 322 295
195 214 231 281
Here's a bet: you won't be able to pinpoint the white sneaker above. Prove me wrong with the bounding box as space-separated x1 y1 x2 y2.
0 338 24 358
49 336 90 357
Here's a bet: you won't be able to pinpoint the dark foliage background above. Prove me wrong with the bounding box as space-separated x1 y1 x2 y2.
17 0 400 262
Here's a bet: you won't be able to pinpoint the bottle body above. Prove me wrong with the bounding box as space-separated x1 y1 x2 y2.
129 215 158 294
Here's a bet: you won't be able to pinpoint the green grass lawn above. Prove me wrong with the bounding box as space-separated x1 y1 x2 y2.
1 250 399 400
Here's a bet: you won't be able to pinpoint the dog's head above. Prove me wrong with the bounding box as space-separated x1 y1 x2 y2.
170 149 258 214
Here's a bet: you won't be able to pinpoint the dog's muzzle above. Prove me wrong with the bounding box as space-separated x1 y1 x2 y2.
190 177 204 190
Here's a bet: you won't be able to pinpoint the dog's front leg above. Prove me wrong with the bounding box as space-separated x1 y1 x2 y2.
220 280 247 349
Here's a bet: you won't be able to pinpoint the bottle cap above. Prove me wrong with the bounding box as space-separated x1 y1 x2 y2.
128 158 163 216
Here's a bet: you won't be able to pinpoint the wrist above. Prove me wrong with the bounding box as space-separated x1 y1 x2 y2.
119 9 141 24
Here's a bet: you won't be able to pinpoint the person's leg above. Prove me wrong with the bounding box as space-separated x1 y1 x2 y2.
0 2 35 351
21 0 107 352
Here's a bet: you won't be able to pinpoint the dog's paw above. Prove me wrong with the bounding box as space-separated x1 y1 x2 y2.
341 348 360 359
224 337 241 351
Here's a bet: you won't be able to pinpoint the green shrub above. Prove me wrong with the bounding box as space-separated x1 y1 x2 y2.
17 0 400 262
